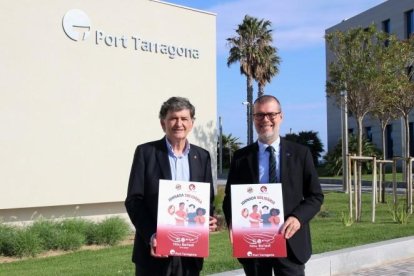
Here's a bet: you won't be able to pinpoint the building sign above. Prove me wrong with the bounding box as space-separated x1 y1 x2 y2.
62 9 200 60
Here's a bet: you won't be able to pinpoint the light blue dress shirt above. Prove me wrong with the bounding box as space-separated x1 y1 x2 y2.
258 137 281 183
165 138 190 181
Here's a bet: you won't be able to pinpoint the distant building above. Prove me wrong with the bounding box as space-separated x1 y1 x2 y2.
325 0 414 156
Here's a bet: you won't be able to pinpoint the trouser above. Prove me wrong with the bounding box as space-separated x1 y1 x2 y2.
242 257 305 276
135 256 200 276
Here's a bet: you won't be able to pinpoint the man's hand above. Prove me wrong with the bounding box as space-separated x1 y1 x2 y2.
281 216 301 239
150 234 168 258
209 216 217 232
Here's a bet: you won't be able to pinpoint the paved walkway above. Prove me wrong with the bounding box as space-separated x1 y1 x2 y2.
209 237 414 276
336 257 414 276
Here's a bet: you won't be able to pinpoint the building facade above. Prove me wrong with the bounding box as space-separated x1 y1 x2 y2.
325 0 414 156
0 0 216 223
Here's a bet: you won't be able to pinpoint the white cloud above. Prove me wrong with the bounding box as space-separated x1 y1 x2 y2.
204 0 386 53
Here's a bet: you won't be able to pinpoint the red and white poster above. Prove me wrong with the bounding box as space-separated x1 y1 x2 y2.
156 180 210 257
231 183 287 258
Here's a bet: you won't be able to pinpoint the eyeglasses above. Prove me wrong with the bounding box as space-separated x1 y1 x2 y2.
253 112 281 120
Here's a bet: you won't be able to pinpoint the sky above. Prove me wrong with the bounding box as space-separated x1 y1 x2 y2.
165 0 386 151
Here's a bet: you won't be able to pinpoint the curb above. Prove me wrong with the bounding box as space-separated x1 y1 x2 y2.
208 236 414 276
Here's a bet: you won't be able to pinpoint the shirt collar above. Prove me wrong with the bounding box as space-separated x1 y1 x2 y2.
165 137 191 157
257 137 280 153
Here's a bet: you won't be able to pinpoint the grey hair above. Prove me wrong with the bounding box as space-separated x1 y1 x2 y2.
254 95 282 110
159 97 195 120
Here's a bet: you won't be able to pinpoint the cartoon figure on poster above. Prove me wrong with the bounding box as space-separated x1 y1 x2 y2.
174 202 187 226
249 204 262 228
268 208 281 229
194 208 206 226
229 183 287 258
261 205 271 227
187 204 197 225
155 180 211 258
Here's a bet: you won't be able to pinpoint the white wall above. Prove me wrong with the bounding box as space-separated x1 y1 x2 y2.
0 0 216 213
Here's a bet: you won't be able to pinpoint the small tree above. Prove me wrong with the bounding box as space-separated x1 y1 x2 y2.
326 25 388 221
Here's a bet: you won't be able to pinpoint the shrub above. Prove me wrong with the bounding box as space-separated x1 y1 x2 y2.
0 216 131 257
0 224 18 256
29 219 60 250
94 217 130 246
341 212 354 227
58 218 94 236
214 186 225 216
55 231 85 251
388 201 411 224
14 228 42 257
323 135 381 176
83 222 98 245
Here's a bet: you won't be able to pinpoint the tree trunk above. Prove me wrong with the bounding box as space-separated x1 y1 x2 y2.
356 116 364 221
380 122 387 203
258 83 264 97
247 76 254 145
403 114 412 212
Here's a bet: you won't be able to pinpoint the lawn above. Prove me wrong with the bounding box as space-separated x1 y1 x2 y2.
0 191 413 275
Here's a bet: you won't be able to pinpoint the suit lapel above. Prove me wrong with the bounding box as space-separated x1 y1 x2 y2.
188 147 199 181
280 139 290 184
156 138 172 180
248 143 260 183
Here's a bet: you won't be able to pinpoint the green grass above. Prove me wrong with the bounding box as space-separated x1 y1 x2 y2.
0 191 413 275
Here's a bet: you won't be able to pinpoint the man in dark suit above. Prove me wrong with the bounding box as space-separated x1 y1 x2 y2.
222 95 324 276
125 97 216 276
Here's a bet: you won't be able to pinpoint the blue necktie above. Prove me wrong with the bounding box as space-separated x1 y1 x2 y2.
266 146 277 183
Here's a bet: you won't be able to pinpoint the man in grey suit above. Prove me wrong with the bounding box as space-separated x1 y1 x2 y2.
223 95 324 276
125 97 216 276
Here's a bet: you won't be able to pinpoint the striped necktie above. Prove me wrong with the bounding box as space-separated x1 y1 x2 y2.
266 146 277 183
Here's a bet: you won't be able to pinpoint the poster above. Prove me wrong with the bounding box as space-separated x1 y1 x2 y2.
231 183 287 258
156 180 210 257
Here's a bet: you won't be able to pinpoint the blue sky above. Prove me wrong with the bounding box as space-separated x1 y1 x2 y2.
165 0 386 151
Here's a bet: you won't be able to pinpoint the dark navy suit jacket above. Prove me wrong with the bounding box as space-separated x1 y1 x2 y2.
125 138 214 271
222 138 324 264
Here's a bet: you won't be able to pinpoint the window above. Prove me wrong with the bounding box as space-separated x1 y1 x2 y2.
382 19 390 47
365 126 372 142
386 124 393 159
405 10 414 39
382 19 390 33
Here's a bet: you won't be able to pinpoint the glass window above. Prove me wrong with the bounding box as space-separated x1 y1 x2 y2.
382 19 390 33
365 126 372 142
405 10 414 38
386 124 393 159
382 19 390 47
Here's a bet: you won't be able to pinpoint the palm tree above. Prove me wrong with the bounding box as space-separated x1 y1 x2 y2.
217 133 242 169
285 131 324 166
227 15 274 144
254 45 280 97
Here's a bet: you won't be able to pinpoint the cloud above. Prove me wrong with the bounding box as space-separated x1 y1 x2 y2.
204 0 386 54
